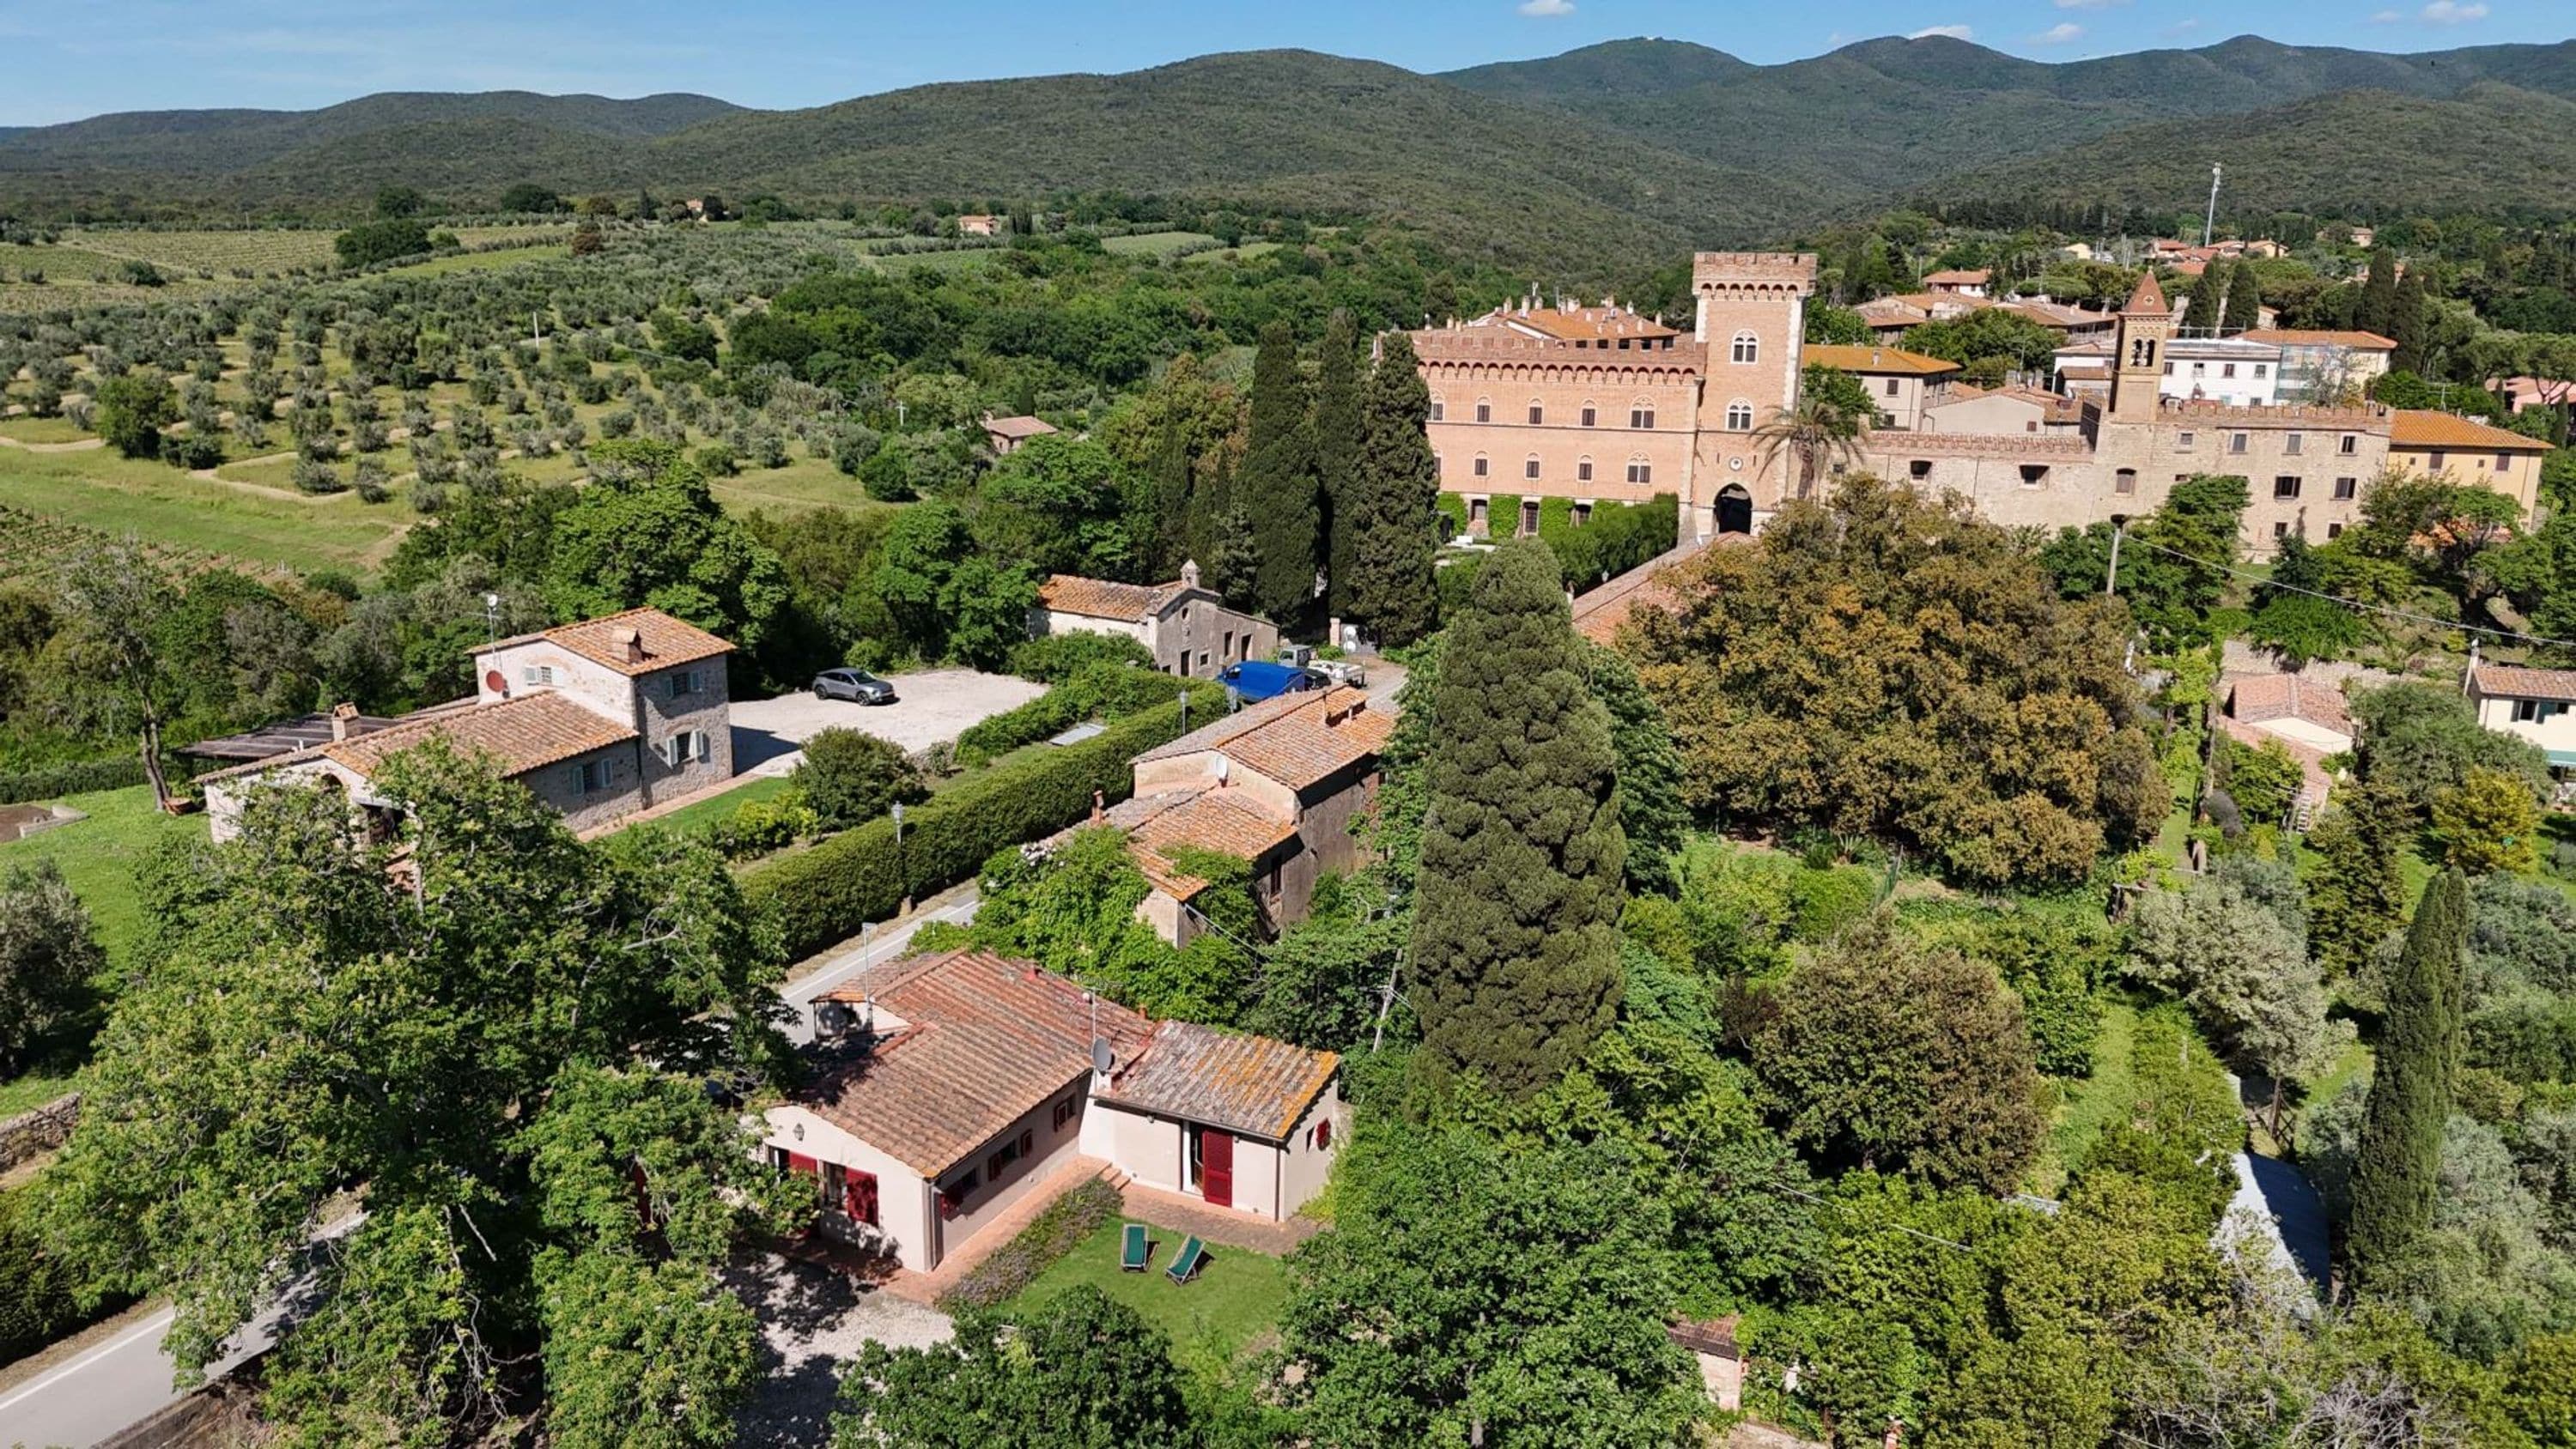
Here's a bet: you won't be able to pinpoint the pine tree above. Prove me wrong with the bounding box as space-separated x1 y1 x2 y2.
1410 538 1626 1100
1241 320 1319 623
2224 264 2263 335
2358 249 2399 339
1345 333 1442 646
2184 261 2229 336
2391 270 2428 376
2305 775 2410 982
1312 310 1364 621
2348 868 2470 1281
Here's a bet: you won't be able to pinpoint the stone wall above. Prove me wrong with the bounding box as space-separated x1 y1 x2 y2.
0 1091 80 1173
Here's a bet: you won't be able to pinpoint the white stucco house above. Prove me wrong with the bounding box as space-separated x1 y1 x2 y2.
761 948 1345 1273
2470 664 2576 773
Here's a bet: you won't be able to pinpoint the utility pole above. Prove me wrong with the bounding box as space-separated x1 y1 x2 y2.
2202 164 2222 248
1370 945 1404 1053
2104 514 2129 597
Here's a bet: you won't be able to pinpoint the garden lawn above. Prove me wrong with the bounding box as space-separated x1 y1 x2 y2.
0 783 199 967
997 1216 1288 1379
0 1071 76 1118
636 774 795 841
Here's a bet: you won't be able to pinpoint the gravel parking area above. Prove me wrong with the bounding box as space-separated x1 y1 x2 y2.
730 668 1047 774
727 1253 953 1444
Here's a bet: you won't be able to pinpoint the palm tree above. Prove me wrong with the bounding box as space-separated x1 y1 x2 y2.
1752 388 1869 500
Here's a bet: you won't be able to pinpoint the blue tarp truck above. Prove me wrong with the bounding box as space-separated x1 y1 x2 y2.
1218 660 1327 702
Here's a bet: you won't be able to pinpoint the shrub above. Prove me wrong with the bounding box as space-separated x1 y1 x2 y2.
160 431 223 470
796 729 927 832
711 790 820 860
953 669 1212 769
937 1178 1122 1311
743 696 1207 961
0 1185 134 1367
1787 864 1878 943
1005 632 1157 684
0 755 149 804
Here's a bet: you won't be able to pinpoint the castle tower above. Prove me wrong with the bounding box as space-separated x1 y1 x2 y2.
2111 270 2172 424
1689 252 1819 529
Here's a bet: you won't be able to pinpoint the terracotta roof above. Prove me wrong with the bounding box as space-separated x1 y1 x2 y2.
2239 329 2398 351
1923 269 1990 285
489 608 735 677
1471 302 1680 343
800 949 1156 1177
1037 573 1197 621
1098 1020 1339 1142
1133 687 1392 791
2124 271 2170 315
2226 674 2352 735
982 415 1059 440
2474 665 2576 703
1571 535 1716 645
1128 789 1297 870
323 692 637 779
2001 299 2116 330
1803 343 1959 377
2389 409 2551 452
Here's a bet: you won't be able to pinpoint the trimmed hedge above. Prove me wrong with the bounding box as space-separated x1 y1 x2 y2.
744 688 1219 962
0 755 150 806
955 665 1209 769
938 1177 1123 1311
1425 493 1678 595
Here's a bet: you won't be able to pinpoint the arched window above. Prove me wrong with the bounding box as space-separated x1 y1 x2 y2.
1523 455 1542 481
1472 454 1490 478
1473 397 1492 423
1725 400 1753 431
1577 455 1595 482
1428 393 1445 422
1526 399 1545 425
1579 400 1599 427
1628 399 1656 429
1625 457 1654 485
1731 331 1759 365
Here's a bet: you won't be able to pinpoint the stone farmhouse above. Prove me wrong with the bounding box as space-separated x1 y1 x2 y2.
1032 562 1279 677
1412 255 2543 556
201 607 732 841
763 948 1346 1273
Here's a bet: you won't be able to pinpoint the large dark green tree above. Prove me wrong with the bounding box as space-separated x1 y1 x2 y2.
1410 537 1625 1099
2304 774 2411 982
2185 261 2230 336
1312 309 1364 620
2348 868 2470 1281
41 747 799 1447
835 1286 1201 1448
1342 332 1442 646
1241 319 1319 622
2357 248 2400 340
544 440 789 648
2222 263 2264 336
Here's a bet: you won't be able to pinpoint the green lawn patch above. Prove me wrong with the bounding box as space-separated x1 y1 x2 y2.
0 1071 76 1119
0 445 410 575
0 784 199 967
1103 231 1218 256
2028 1000 2137 1198
638 774 795 840
383 245 567 277
0 416 90 445
998 1214 1289 1379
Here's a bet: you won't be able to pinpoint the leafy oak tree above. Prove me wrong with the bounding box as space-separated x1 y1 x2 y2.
2350 869 2470 1282
1343 332 1441 646
0 859 103 1074
91 371 174 459
544 440 790 648
835 1287 1201 1449
1410 538 1626 1099
40 746 801 1447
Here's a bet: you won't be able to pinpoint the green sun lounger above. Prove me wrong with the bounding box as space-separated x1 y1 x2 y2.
1165 1235 1208 1285
1121 1222 1151 1272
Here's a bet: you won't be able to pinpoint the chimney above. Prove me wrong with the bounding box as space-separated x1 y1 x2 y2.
1091 789 1105 824
610 626 644 665
1180 559 1201 591
330 701 360 742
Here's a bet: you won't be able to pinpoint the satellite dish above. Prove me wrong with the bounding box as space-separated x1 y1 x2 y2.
484 670 507 694
1211 755 1230 784
1091 1038 1115 1076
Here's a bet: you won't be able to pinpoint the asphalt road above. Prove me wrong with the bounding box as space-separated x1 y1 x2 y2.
780 890 981 1045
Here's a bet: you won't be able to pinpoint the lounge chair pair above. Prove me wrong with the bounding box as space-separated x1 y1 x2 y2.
1119 1222 1209 1284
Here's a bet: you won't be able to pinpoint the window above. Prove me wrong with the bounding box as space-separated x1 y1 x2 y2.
1310 1118 1333 1151
1472 455 1489 478
1523 456 1541 481
2019 464 2050 488
2255 363 2269 379
1572 502 1593 525
1051 1094 1081 1131
1577 457 1594 482
1428 396 1445 421
2285 433 2303 456
2115 468 2137 495
2514 700 2565 724
2191 362 2207 378
1730 331 1759 364
2499 452 2516 472
1518 499 1539 537
2327 522 2344 539
2229 433 2250 455
1526 402 1544 425
1629 404 1656 429
571 760 607 795
2272 521 2290 540
842 1169 879 1227
661 731 711 767
2274 476 2301 500
1469 497 1488 526
2221 362 2237 379
665 668 705 700
1724 401 1753 431
1625 459 1652 485
2334 476 2357 500
2339 433 2358 455
2177 431 2196 451
1884 378 1901 397
2428 450 2447 471
2163 361 2175 376
520 664 556 687
1473 398 1491 423
1909 459 1933 481
1579 403 1597 427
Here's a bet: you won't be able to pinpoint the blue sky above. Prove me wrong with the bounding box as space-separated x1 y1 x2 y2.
5 0 2564 125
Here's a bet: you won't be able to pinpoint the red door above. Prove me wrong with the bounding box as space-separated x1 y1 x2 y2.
1200 1128 1234 1209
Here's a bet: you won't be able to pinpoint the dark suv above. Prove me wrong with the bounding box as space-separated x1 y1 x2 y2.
812 668 897 705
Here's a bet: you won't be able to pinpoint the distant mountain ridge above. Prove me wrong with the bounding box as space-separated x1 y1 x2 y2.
3 34 2573 265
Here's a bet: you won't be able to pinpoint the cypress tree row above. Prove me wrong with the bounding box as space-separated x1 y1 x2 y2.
2348 867 2470 1280
1409 537 1626 1100
1242 319 1319 623
2185 261 2229 335
1344 333 1442 646
1312 310 1364 621
2223 264 2263 335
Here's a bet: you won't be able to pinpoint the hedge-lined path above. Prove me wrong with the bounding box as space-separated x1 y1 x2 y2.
878 1155 1116 1307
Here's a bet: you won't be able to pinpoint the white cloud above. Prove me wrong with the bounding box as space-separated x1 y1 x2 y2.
1516 0 1577 15
2419 0 2488 21
2030 21 2085 44
1909 23 1974 39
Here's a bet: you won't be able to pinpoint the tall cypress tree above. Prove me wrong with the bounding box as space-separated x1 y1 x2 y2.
1312 310 1364 622
1149 414 1194 580
2358 249 2400 340
2391 270 2428 375
2348 867 2470 1281
1410 538 1626 1100
2185 261 2229 335
1241 320 1319 623
2224 264 2264 335
2305 774 2410 983
1345 333 1442 646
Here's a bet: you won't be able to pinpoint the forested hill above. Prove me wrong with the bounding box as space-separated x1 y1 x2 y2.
6 34 2576 258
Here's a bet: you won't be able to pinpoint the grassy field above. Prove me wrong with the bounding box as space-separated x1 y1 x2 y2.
0 784 201 968
999 1216 1289 1378
0 445 412 575
0 1071 77 1118
708 457 884 514
383 245 568 278
0 416 91 445
1180 241 1282 265
1103 231 1218 256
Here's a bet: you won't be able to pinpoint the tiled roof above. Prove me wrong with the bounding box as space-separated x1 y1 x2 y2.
801 949 1156 1177
1803 343 1959 377
1038 573 1193 621
1572 535 1716 645
982 415 1059 440
1467 302 1680 343
2240 329 2398 351
2000 299 2115 330
1098 1020 1340 1142
1124 790 1300 898
1133 687 1393 791
1923 269 1990 285
2475 665 2576 703
2389 409 2551 452
2124 271 2169 315
323 692 636 779
2226 674 2352 735
489 608 736 677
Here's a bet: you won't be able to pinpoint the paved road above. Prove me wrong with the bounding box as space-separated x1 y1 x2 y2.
780 891 981 1045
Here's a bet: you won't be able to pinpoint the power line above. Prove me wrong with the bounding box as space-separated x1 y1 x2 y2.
2121 535 2576 651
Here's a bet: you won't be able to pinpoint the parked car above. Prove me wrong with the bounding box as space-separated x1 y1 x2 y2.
1219 660 1327 702
812 668 897 705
